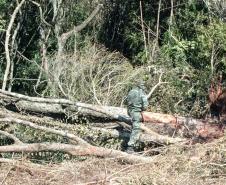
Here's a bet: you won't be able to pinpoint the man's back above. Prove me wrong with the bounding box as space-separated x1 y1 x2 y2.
127 86 148 111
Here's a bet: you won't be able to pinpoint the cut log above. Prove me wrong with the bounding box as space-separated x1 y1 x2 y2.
142 112 225 141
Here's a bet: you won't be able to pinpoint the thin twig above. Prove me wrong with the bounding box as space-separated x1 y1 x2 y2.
147 72 168 99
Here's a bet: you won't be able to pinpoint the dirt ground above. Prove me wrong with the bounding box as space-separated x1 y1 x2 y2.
0 138 226 185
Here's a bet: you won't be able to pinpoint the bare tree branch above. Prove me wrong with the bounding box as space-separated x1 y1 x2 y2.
30 0 52 27
147 71 168 99
2 0 26 91
0 117 89 146
52 4 103 96
60 4 103 46
8 5 23 92
0 130 23 144
0 158 18 164
151 0 161 61
139 1 148 59
210 43 215 75
140 124 185 144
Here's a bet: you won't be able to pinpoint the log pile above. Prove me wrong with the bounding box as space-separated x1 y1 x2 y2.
0 90 225 163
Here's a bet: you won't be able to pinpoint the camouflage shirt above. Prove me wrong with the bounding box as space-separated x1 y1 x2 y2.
126 86 149 112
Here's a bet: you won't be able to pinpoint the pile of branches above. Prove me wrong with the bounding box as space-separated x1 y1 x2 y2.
0 89 225 164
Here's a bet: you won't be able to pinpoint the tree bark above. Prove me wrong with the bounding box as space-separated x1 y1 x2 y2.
142 112 225 140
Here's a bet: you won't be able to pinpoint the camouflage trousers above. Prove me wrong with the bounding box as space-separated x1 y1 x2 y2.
127 109 142 147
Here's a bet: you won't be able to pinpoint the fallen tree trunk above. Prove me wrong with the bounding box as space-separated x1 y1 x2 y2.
0 90 224 141
142 112 225 140
0 142 155 164
0 89 126 117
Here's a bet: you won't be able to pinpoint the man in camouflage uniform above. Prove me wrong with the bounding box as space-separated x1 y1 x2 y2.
126 80 149 153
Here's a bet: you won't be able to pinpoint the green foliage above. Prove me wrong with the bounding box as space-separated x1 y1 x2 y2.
99 0 152 64
12 59 42 94
148 1 226 117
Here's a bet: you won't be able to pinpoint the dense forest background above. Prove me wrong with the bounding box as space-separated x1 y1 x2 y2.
1 0 226 118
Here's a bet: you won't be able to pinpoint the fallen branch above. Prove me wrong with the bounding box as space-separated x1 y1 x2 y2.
0 116 89 146
0 130 23 144
30 1 52 27
140 124 185 144
59 4 103 46
0 158 18 164
0 166 12 185
0 142 155 164
0 108 182 145
2 106 183 144
92 127 184 145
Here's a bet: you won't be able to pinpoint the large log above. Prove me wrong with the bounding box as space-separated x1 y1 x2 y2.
0 90 127 118
142 112 225 141
0 90 224 141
